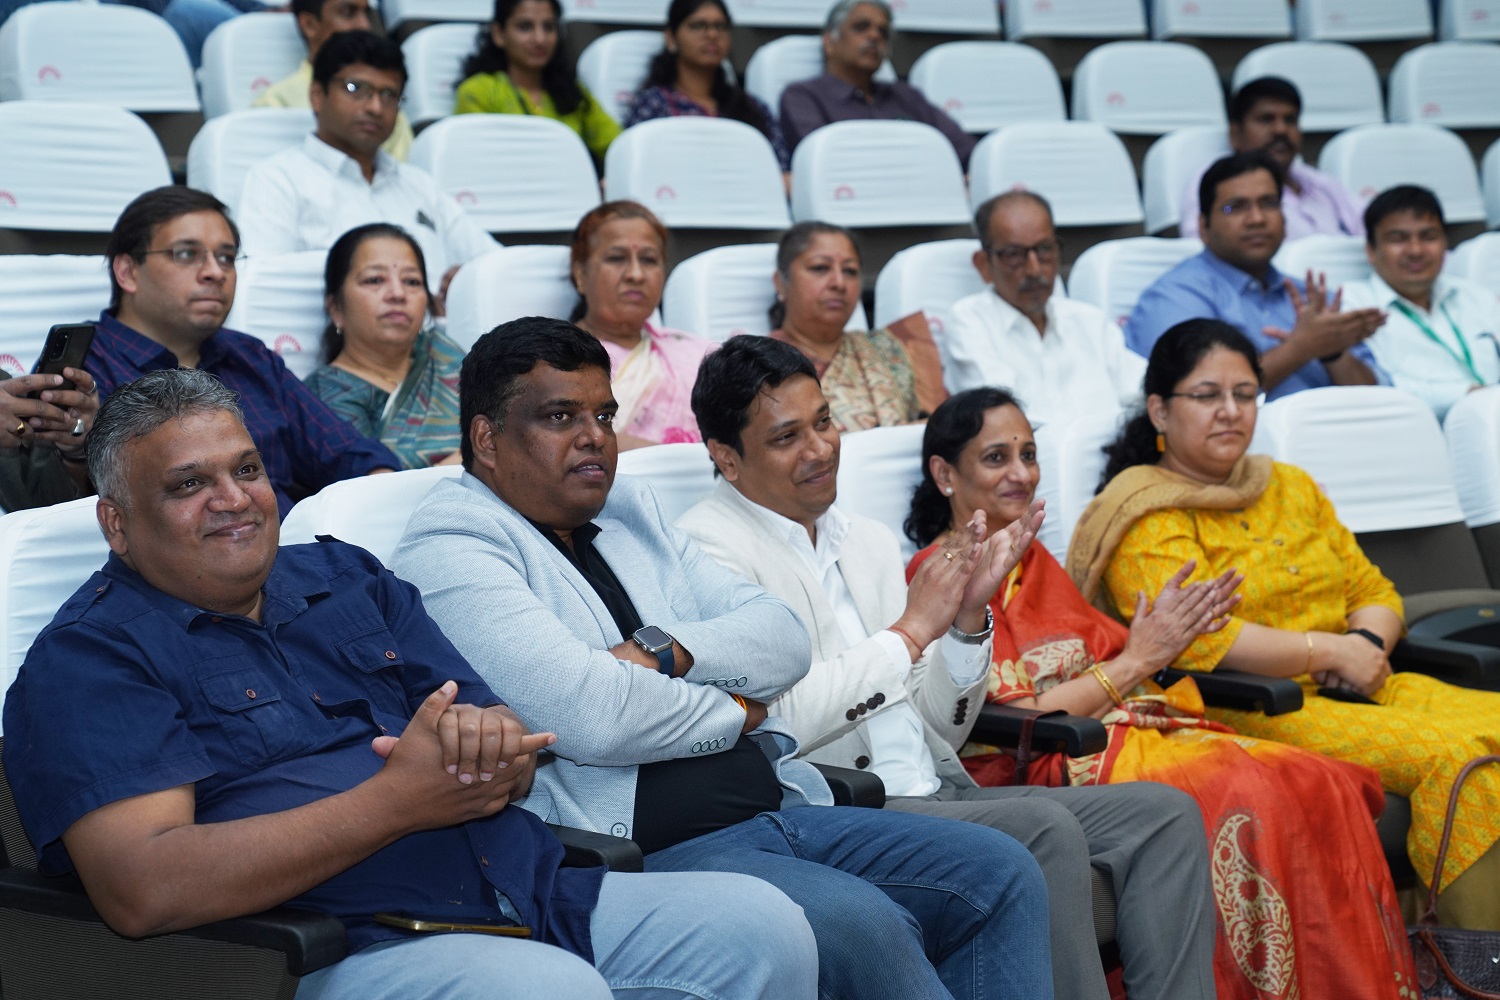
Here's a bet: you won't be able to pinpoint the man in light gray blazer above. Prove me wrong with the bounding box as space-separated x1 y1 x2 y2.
393 317 1058 1000
676 336 1218 1000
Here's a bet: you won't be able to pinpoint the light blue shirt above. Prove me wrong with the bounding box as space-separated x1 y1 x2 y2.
1124 249 1385 401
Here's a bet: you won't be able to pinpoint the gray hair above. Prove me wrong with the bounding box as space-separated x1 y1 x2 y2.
972 190 1055 249
824 0 891 37
89 368 244 507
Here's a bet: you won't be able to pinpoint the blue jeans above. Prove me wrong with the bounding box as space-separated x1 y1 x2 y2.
645 806 1054 1000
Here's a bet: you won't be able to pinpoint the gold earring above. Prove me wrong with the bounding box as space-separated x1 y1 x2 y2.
1155 430 1165 453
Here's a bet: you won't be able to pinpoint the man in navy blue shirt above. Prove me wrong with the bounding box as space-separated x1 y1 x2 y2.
82 185 401 515
1 368 817 1000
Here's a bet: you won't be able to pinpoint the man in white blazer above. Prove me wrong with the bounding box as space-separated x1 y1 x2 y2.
394 317 1059 1000
677 335 1217 1000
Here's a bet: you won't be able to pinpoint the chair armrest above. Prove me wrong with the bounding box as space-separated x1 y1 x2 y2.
969 704 1108 758
1157 668 1303 716
811 763 886 808
546 824 644 873
0 867 348 977
1390 636 1500 690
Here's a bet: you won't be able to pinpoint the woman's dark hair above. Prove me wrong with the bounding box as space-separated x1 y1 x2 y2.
461 0 583 116
905 386 1024 549
322 223 430 363
769 221 861 328
1097 318 1264 491
641 0 775 143
567 200 669 323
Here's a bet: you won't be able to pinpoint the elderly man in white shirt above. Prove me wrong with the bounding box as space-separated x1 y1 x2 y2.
942 192 1146 426
1340 185 1500 420
237 30 498 302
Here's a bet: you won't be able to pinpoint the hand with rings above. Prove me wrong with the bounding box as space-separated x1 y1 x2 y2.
0 368 101 457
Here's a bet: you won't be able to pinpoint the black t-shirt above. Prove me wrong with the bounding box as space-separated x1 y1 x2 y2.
528 519 783 854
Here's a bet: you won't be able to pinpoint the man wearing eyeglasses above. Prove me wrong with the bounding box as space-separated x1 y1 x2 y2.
239 30 498 308
1126 151 1387 401
83 185 400 515
942 191 1146 427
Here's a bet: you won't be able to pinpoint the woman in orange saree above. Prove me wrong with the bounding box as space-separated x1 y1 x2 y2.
906 387 1417 1000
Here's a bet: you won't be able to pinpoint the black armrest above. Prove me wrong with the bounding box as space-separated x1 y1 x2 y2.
811 763 885 808
969 704 1108 758
1390 635 1500 690
0 867 347 977
547 824 644 873
1157 668 1303 716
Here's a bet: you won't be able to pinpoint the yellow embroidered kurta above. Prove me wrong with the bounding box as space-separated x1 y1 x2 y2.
1102 461 1500 892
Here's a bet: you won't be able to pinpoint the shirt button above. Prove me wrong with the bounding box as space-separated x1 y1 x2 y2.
846 709 859 721
610 823 627 837
312 692 322 703
384 650 397 660
95 586 105 593
245 689 256 699
480 855 489 867
379 724 388 734
1288 566 1300 575
212 617 223 623
854 755 870 769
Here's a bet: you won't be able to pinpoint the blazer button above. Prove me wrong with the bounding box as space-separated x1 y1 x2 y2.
610 823 628 837
864 697 879 711
856 704 868 716
958 697 969 708
855 756 870 769
953 713 964 725
846 709 859 721
873 692 886 706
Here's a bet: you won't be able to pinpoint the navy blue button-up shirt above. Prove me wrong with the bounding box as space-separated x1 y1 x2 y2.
3 541 602 957
87 312 401 515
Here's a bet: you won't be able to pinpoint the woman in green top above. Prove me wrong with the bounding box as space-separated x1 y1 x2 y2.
454 0 622 162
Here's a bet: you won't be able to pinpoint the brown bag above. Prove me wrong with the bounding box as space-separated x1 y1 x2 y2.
1409 755 1500 999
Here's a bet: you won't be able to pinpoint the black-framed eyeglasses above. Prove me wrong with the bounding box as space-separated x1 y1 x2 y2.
142 245 244 270
334 76 404 106
986 240 1062 270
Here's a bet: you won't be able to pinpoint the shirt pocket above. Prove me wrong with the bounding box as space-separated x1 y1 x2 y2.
198 663 318 768
333 625 410 716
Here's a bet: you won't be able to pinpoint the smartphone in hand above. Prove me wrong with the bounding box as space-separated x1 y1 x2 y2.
29 323 95 397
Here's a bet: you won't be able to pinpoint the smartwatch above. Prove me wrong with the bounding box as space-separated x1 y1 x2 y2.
633 625 675 675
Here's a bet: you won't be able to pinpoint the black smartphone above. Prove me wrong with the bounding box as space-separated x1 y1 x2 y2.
373 912 532 937
29 323 95 396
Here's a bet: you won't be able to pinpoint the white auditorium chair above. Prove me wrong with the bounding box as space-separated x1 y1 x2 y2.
185 108 314 210
1295 0 1434 41
1270 234 1372 291
1442 387 1500 584
280 466 462 559
408 116 601 236
720 0 823 28
380 0 490 34
967 122 1144 228
1441 0 1500 40
891 0 1000 35
1004 0 1146 40
1072 41 1227 135
1141 126 1230 234
872 240 986 342
576 29 661 126
1066 237 1202 328
1230 42 1385 132
445 245 579 350
834 424 927 560
791 120 968 229
197 12 304 118
908 42 1066 134
0 497 106 685
1389 42 1500 129
743 35 896 115
1318 123 1484 223
662 244 868 342
1032 405 1126 561
607 118 791 231
223 250 329 380
1481 139 1500 227
558 0 667 26
1446 231 1500 288
402 22 482 125
0 256 110 380
1152 0 1292 40
616 443 717 523
0 2 198 111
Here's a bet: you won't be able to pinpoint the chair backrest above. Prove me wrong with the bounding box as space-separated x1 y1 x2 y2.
1482 139 1500 228
0 102 172 234
559 0 666 25
1443 386 1500 528
0 2 198 110
1441 0 1500 40
0 255 110 379
1005 0 1146 39
402 22 482 126
606 118 791 230
742 35 896 113
1032 404 1125 561
576 29 660 125
1269 234 1372 291
834 424 927 560
185 108 314 211
223 250 329 380
894 0 1001 33
1066 236 1203 327
791 121 970 228
380 0 489 33
1141 125 1230 234
280 466 463 563
1152 0 1292 39
908 42 1066 134
661 243 868 340
408 115 601 234
445 245 578 350
968 122 1144 227
1230 41 1384 132
1446 230 1500 288
616 443 717 523
872 239 986 339
1295 0 1434 41
1318 123 1484 222
1389 42 1500 128
721 0 823 27
198 11 304 118
1072 41 1227 135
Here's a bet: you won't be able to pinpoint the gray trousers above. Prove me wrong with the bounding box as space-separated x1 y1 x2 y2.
886 781 1216 1000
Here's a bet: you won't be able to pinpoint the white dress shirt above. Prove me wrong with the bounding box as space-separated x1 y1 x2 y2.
942 288 1147 428
743 492 990 797
1341 273 1500 421
237 134 500 277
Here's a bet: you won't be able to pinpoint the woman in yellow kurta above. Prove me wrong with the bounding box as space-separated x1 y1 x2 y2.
1072 317 1500 931
454 0 621 162
908 386 1417 1000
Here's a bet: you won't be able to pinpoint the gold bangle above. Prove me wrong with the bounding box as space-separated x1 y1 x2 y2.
1088 663 1124 707
1304 632 1314 673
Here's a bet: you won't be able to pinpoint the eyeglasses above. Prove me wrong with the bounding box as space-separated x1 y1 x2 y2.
681 18 730 34
986 240 1062 270
1218 195 1282 217
334 77 404 106
142 245 244 270
1165 388 1261 408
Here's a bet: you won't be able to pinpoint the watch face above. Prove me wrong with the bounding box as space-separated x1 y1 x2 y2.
635 625 672 651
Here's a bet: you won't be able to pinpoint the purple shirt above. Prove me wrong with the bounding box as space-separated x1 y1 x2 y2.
1179 159 1366 241
779 72 976 169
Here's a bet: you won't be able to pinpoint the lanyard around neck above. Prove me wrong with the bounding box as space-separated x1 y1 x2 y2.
1391 299 1485 386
